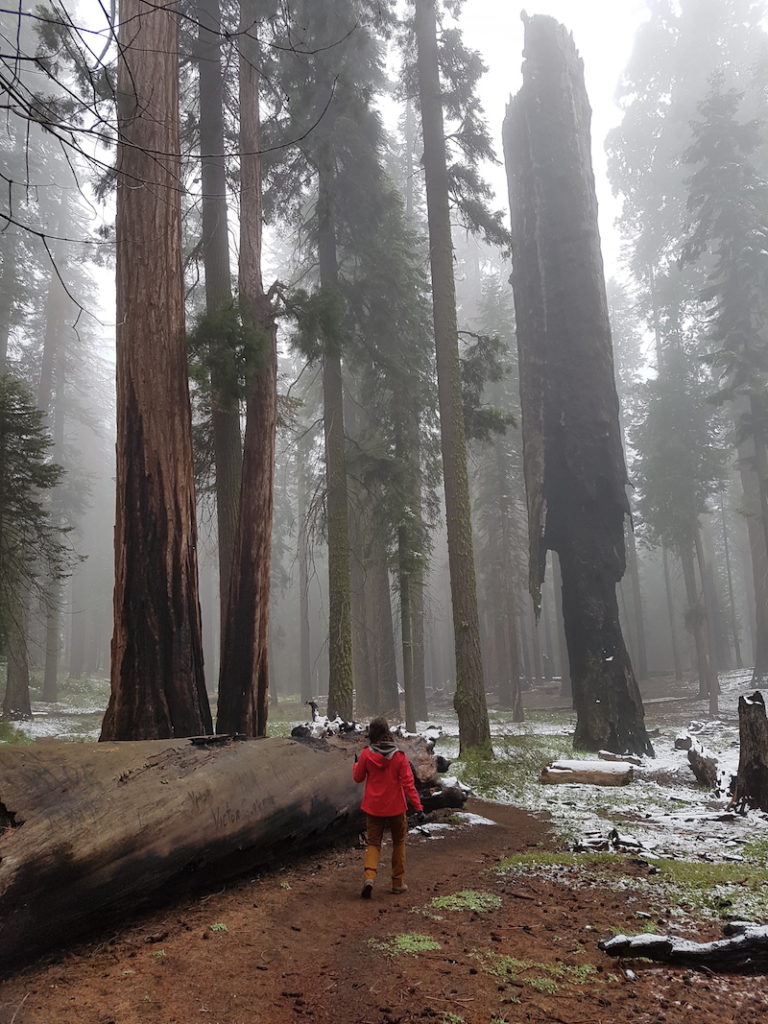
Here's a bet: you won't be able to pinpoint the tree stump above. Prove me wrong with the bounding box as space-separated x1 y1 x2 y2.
732 691 768 812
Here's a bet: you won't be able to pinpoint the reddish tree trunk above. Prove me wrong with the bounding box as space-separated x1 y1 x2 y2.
216 0 277 736
102 0 211 740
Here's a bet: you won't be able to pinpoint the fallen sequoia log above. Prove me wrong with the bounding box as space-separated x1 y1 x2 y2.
540 759 634 786
599 922 768 972
1 736 362 966
0 731 465 967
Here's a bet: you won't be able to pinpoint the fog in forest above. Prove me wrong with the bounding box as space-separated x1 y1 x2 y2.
2 0 767 755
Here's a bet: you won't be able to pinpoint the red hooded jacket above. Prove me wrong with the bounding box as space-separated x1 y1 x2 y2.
353 745 423 817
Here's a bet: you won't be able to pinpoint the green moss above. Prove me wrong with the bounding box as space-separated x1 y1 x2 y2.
429 890 502 913
455 730 573 800
472 951 596 994
497 850 617 872
369 932 441 956
529 976 558 994
0 720 33 745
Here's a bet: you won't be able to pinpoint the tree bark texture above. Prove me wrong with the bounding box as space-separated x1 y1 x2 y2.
503 15 652 756
2 586 30 718
662 544 684 681
317 158 354 722
414 0 490 755
734 407 768 681
197 0 242 633
0 736 362 966
732 690 768 812
216 2 277 737
297 441 313 704
103 0 211 740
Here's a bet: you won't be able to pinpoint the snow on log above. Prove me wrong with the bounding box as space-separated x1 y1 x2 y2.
599 923 768 972
540 760 634 786
598 750 643 766
0 735 362 967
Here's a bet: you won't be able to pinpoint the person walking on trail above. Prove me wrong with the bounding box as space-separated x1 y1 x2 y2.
353 717 424 899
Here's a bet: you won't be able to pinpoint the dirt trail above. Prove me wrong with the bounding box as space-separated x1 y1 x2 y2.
1 797 767 1024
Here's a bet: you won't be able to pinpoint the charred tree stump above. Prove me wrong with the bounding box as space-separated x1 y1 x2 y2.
502 14 653 757
732 691 768 812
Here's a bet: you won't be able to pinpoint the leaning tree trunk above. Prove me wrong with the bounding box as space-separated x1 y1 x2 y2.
732 690 768 812
414 0 491 756
102 0 211 740
503 14 652 756
216 0 277 737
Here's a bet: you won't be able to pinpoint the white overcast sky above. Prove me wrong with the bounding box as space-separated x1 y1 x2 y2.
459 0 651 273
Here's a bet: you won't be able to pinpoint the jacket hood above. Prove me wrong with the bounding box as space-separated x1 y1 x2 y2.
369 742 398 761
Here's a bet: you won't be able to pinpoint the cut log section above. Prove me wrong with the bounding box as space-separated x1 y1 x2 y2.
540 760 634 786
599 922 768 971
0 736 363 967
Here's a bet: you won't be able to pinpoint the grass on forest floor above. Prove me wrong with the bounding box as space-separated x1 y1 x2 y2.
496 849 768 923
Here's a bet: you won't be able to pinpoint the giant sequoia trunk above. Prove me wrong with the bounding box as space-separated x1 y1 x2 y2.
102 0 211 740
197 0 242 633
414 0 490 755
0 736 362 967
216 2 277 737
503 15 652 756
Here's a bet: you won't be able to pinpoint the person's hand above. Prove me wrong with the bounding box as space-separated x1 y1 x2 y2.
415 810 427 824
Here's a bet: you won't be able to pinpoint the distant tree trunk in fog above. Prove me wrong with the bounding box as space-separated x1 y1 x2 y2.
702 526 730 671
504 15 653 756
37 274 67 704
662 545 684 681
394 393 426 728
625 525 649 680
102 0 211 741
412 573 427 717
297 442 313 703
517 610 532 689
735 409 768 681
530 605 543 685
2 588 31 718
316 154 354 722
216 3 277 737
679 539 718 712
718 488 743 669
552 553 571 699
693 529 720 713
414 0 490 755
349 512 373 714
349 471 400 719
68 560 86 680
541 585 554 681
196 0 242 638
493 445 523 719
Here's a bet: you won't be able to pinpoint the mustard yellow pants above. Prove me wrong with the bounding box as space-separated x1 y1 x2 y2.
363 812 408 889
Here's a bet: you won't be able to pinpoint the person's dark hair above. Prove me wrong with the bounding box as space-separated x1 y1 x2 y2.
368 717 394 745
